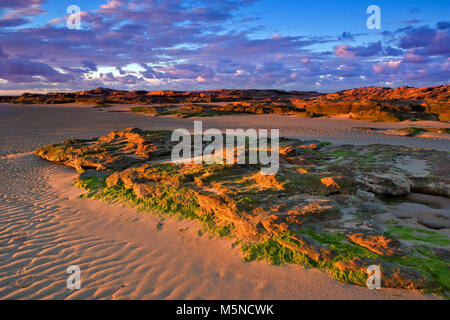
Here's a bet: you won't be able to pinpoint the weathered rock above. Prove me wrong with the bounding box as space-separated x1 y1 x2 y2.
133 183 162 199
382 267 430 290
34 127 174 172
249 173 284 190
345 232 404 256
356 189 376 201
417 216 450 230
194 191 261 240
79 169 111 180
119 169 143 189
357 202 388 214
433 248 450 260
34 127 450 294
335 257 429 289
320 176 348 195
355 169 410 196
106 171 122 187
392 210 418 219
269 199 341 228
8 85 449 122
279 146 295 156
262 218 336 262
409 176 450 197
299 143 320 150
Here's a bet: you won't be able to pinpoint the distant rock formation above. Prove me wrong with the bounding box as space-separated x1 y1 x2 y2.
1 85 449 122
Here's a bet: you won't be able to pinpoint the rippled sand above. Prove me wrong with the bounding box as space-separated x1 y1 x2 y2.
1 103 447 299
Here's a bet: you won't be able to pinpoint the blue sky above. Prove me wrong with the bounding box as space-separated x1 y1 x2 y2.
0 0 449 94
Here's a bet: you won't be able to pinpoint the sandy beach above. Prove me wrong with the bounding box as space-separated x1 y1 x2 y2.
1 103 449 299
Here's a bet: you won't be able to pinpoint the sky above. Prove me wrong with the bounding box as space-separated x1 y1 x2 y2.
0 0 449 94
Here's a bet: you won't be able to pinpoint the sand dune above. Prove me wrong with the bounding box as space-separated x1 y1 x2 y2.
0 103 447 299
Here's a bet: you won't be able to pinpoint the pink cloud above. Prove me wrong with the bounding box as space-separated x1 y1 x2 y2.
335 45 353 58
373 60 402 74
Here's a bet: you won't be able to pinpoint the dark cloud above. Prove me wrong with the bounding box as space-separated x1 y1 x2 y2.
338 32 354 41
0 46 9 58
335 42 382 57
384 46 404 56
437 21 450 30
0 0 44 9
81 60 97 71
0 17 28 27
0 54 73 83
399 26 437 49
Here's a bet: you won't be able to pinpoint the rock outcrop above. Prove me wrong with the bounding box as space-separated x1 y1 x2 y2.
2 85 449 122
34 128 450 295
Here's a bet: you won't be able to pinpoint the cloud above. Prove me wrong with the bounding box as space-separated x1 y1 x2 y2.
403 19 423 25
160 63 215 80
0 0 44 9
338 32 354 41
0 52 73 83
0 1 448 92
373 60 402 74
81 60 97 72
0 46 9 58
384 46 404 56
335 42 382 57
437 21 450 30
396 25 450 57
0 1 45 27
398 26 437 49
0 17 28 27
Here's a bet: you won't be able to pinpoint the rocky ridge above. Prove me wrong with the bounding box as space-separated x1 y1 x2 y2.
2 85 449 122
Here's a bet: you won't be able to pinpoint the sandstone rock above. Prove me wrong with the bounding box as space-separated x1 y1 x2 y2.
250 173 284 190
79 169 111 180
417 216 450 230
382 267 430 290
356 189 376 201
262 219 335 262
279 146 294 156
355 169 410 196
194 191 261 240
35 127 175 172
392 210 418 219
296 168 309 174
320 176 342 194
119 169 143 189
439 112 450 122
265 199 341 230
345 232 404 256
357 202 388 214
10 85 449 122
409 176 450 197
133 183 162 199
299 143 320 150
106 171 122 187
335 257 429 289
433 248 450 260
34 127 450 293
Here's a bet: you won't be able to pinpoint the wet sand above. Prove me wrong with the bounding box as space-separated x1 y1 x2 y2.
0 103 448 299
